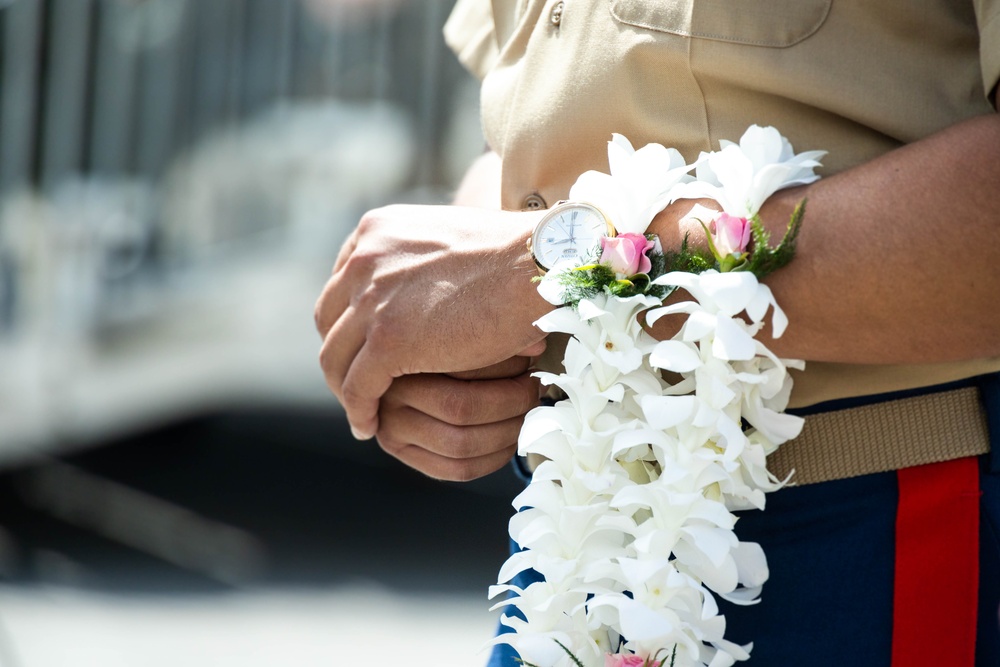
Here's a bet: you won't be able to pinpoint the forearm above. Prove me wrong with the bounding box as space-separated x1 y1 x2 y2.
654 112 1000 365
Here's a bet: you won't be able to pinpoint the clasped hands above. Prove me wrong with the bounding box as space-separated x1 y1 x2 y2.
314 204 552 480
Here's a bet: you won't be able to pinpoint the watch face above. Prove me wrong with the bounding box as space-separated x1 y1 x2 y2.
532 203 612 270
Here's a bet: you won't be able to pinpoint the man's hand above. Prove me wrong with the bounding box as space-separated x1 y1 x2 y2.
315 204 551 440
376 357 541 481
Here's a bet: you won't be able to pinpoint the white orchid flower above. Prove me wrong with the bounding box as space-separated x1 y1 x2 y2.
676 125 825 217
569 134 696 235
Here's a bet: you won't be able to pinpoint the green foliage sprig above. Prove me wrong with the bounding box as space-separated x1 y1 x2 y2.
661 232 713 275
745 199 806 279
538 234 712 309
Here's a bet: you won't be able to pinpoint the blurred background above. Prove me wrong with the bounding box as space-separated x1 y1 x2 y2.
0 0 523 664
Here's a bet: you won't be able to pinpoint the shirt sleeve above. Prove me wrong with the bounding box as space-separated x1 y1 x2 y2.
443 0 499 81
975 0 1000 100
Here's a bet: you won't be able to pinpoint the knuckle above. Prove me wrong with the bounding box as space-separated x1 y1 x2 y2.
446 390 483 426
342 250 378 288
447 396 480 426
317 342 340 389
313 278 338 336
439 425 477 458
356 209 380 235
375 432 404 458
355 206 397 238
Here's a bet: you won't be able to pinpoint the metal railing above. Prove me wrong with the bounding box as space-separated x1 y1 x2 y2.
0 0 482 461
1 0 465 188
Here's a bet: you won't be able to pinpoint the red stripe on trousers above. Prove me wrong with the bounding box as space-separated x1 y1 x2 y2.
892 457 980 667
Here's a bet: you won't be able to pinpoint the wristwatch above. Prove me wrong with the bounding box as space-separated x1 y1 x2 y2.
528 201 616 273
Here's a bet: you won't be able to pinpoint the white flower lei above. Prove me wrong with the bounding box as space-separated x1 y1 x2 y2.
490 127 826 667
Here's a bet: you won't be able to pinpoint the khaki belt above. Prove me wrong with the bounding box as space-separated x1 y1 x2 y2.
768 386 991 486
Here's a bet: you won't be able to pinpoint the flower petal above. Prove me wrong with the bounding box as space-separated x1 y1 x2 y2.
649 340 702 372
640 395 697 430
615 598 674 642
712 316 757 361
700 271 759 316
733 541 769 588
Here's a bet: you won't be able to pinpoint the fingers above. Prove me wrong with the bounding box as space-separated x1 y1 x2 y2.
446 356 532 381
316 237 395 439
339 338 395 439
315 224 362 340
378 405 523 467
314 274 352 340
374 370 542 481
376 405 524 481
333 226 359 274
317 294 359 387
386 372 540 425
385 442 519 482
318 298 390 439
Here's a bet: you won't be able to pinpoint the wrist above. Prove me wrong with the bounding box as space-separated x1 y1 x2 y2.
500 209 555 322
757 184 809 237
648 198 717 254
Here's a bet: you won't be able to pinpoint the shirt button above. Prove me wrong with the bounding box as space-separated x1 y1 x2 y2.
522 193 548 210
549 1 564 27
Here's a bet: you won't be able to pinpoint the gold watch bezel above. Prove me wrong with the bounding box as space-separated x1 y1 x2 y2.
528 201 616 273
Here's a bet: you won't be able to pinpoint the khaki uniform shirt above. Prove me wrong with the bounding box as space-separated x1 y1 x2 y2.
445 0 1000 408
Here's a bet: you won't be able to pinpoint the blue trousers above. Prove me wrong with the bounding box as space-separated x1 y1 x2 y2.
487 375 1000 666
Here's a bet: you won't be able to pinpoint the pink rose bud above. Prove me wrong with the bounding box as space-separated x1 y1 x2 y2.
710 212 752 258
604 654 660 667
599 233 656 277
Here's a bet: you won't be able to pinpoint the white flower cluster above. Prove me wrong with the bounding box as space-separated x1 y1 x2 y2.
490 128 824 667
